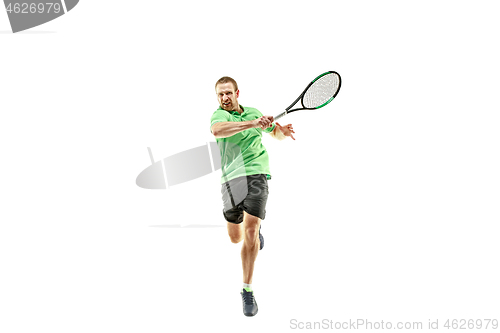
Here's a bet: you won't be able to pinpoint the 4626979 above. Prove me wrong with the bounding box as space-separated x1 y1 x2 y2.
5 2 62 14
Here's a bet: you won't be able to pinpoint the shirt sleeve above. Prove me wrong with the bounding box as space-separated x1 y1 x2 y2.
210 111 230 133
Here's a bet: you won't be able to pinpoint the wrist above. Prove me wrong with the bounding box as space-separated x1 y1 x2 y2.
270 125 287 140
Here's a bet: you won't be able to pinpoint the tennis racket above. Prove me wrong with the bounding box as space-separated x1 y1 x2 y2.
274 71 341 121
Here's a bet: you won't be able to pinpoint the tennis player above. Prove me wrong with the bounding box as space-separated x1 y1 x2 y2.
210 76 295 317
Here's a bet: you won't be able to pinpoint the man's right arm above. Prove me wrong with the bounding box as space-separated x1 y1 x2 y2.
211 116 273 138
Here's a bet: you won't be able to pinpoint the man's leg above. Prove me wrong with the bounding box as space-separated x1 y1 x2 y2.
226 212 261 283
236 211 261 317
241 211 261 284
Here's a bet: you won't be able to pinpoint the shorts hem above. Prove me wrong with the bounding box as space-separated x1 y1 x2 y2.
224 208 265 224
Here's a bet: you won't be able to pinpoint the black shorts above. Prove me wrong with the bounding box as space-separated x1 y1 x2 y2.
221 174 269 224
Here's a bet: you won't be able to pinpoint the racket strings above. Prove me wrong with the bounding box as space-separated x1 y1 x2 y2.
302 73 340 108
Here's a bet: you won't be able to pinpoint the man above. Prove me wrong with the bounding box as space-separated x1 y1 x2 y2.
210 76 295 316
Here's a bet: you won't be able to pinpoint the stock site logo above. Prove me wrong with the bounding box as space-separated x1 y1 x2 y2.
136 143 222 190
3 0 78 33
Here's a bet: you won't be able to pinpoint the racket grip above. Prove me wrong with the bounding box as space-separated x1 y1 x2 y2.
274 111 287 121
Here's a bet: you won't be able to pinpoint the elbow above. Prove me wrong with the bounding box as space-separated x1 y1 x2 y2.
211 125 219 138
211 127 224 139
212 123 231 138
212 129 222 138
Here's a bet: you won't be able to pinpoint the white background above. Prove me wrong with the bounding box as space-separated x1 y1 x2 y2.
1 1 499 332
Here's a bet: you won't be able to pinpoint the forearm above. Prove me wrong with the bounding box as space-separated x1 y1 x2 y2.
211 120 257 138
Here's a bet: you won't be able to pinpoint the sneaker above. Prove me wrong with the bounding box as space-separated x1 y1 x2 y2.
259 225 264 250
241 288 258 316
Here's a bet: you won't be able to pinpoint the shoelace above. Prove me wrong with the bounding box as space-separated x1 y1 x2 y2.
242 291 255 305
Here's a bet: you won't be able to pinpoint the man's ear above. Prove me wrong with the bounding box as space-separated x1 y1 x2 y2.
236 90 240 98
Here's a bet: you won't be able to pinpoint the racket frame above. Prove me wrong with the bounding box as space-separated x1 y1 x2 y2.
274 71 341 121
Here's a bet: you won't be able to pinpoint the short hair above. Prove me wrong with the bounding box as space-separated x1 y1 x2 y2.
215 76 238 92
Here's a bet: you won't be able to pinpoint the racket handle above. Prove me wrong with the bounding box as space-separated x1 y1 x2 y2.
274 111 287 121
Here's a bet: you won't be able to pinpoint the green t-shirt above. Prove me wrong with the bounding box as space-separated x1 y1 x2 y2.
210 105 276 184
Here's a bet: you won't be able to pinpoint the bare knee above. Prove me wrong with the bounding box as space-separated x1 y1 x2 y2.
243 212 260 242
229 233 243 244
244 226 258 242
227 222 243 244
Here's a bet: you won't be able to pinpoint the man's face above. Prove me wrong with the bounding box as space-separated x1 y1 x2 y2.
216 82 239 112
